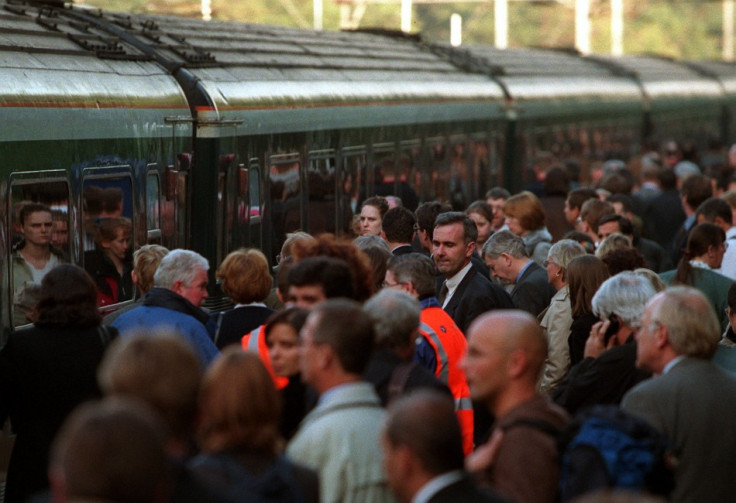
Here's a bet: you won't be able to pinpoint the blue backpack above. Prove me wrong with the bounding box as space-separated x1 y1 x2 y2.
558 405 677 502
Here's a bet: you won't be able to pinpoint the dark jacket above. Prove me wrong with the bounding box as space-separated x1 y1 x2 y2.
212 305 274 350
443 266 514 334
0 324 117 502
84 247 133 307
363 348 451 406
553 337 650 416
511 261 556 317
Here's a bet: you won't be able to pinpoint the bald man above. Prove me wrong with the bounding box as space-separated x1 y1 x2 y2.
462 310 569 503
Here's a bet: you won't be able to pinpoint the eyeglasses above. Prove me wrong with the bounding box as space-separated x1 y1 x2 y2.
413 224 420 232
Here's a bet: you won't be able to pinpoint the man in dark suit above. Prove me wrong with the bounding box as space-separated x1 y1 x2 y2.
381 206 417 256
382 390 507 503
481 230 555 317
623 286 736 503
432 212 513 334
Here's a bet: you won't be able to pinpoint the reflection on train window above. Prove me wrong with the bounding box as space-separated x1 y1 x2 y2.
9 179 70 327
307 152 351 236
82 176 135 308
146 172 161 243
427 138 447 204
269 153 302 263
397 141 421 211
449 137 470 210
341 147 367 226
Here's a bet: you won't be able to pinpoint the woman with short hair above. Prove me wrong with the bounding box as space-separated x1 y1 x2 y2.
213 248 274 349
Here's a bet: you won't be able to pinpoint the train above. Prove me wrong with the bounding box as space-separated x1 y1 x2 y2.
1 0 735 343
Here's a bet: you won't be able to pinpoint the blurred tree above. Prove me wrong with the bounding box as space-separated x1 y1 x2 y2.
80 0 727 60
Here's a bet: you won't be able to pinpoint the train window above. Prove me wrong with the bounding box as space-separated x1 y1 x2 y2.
81 175 135 309
426 137 448 204
398 140 421 211
146 171 162 244
248 163 262 250
269 152 302 263
469 135 493 200
9 177 70 327
449 136 471 210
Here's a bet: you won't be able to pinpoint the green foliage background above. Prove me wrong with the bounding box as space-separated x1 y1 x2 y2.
80 0 729 59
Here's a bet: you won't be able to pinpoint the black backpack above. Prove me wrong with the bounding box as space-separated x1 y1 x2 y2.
557 405 677 502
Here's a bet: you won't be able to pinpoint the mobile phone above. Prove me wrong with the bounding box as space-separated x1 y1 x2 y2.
603 314 620 345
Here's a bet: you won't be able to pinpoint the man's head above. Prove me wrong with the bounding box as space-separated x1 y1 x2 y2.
564 188 597 226
286 256 357 308
485 187 511 231
462 310 547 416
696 196 733 232
597 214 634 241
385 253 437 300
153 249 209 307
364 289 420 360
681 174 713 214
432 212 477 278
415 201 452 251
381 206 416 246
382 390 464 503
579 199 615 239
299 299 375 392
481 230 529 284
50 397 170 503
98 332 202 445
636 287 721 374
132 245 169 294
591 271 657 345
19 202 53 248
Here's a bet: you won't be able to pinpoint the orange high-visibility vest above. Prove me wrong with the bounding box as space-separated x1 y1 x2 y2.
419 307 474 455
241 325 289 390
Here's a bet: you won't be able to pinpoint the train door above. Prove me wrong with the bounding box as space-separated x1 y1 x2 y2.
80 168 137 313
6 172 71 331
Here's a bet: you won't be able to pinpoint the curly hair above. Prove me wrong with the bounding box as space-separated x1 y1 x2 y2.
291 233 373 302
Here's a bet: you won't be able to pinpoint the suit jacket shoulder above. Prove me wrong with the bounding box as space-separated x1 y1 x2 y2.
512 263 555 317
444 266 513 333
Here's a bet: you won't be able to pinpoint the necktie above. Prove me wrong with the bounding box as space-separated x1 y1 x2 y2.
438 281 449 306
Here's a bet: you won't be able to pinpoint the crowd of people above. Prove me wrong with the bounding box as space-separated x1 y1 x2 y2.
2 140 736 503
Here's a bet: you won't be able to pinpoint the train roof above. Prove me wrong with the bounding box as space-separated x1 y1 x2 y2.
0 1 190 142
433 44 644 121
590 55 724 111
685 60 736 96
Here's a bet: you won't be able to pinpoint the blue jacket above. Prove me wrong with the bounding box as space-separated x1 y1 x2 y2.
112 288 219 367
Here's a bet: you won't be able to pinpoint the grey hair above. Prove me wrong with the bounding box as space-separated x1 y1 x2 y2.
363 289 421 350
547 239 586 281
353 234 391 252
481 230 528 259
592 271 656 328
387 253 437 299
649 286 721 359
153 249 209 289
